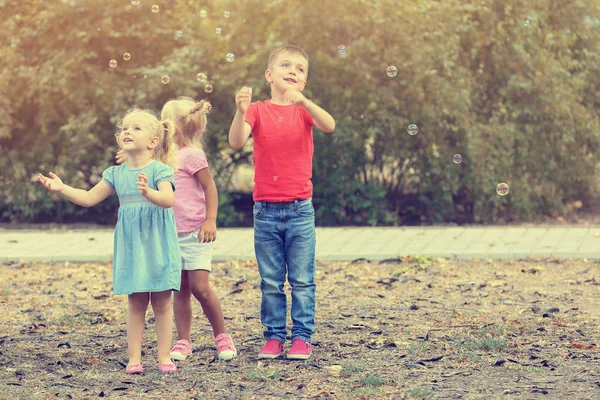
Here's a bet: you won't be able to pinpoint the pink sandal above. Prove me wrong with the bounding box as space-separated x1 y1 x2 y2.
125 364 144 374
159 363 177 373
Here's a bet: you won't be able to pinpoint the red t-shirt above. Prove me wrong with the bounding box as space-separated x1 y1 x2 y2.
245 100 314 201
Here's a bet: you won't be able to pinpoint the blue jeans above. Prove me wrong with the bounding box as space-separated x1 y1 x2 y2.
253 197 316 343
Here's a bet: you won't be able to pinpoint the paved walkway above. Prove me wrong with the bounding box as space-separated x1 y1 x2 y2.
1 226 600 262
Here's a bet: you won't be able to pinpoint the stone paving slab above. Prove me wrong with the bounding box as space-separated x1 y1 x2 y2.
1 226 600 263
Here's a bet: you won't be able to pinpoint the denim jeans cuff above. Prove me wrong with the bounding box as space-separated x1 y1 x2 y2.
292 336 312 343
264 336 285 343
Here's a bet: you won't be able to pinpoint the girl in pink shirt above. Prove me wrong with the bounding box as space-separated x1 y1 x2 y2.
163 97 237 361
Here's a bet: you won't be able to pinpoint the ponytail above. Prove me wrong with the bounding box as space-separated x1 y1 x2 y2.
155 119 179 171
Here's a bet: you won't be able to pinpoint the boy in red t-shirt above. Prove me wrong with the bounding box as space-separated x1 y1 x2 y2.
229 45 335 359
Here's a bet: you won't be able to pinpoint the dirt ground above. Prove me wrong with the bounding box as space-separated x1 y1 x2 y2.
1 257 600 399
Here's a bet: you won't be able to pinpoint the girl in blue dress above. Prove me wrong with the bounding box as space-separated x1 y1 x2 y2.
38 108 181 374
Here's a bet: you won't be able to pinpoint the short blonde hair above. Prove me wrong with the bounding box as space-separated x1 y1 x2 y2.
161 97 211 150
268 45 309 72
116 108 178 170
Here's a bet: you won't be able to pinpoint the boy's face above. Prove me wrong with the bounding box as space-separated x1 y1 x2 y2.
265 51 308 93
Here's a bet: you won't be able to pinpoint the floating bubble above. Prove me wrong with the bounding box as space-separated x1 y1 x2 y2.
277 117 283 122
151 5 159 13
123 53 131 61
273 176 278 181
200 10 207 17
337 45 346 54
407 124 418 136
216 27 222 35
386 65 398 77
523 18 531 27
131 0 140 5
161 75 170 84
360 114 365 119
496 183 509 196
226 53 235 62
109 59 117 68
224 11 230 18
204 84 213 93
453 154 462 164
176 30 183 39
196 72 207 82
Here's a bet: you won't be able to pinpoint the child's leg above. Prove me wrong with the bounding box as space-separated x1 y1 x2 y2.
253 202 287 343
173 271 192 341
286 199 317 343
150 290 174 365
127 292 150 365
188 270 226 336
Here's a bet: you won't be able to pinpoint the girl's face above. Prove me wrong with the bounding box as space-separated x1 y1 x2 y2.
117 113 159 152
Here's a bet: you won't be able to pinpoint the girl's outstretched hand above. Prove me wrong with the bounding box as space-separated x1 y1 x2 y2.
115 150 127 165
38 172 65 193
199 219 217 243
136 172 149 196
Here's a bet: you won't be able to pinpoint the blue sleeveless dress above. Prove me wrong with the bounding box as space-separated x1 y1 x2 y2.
102 161 181 295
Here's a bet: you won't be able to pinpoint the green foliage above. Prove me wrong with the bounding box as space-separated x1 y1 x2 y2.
1 0 599 225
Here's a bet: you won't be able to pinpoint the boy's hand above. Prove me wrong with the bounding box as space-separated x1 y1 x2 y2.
284 89 307 106
38 172 65 193
136 172 150 196
235 86 252 114
116 150 127 165
198 219 217 243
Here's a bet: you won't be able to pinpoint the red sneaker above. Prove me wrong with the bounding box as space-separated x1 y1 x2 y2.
286 339 312 360
258 339 284 359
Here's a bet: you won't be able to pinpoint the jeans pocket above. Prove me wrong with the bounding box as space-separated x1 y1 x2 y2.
297 201 315 217
253 202 266 218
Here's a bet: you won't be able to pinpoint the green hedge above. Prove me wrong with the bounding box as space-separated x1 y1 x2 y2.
1 0 599 226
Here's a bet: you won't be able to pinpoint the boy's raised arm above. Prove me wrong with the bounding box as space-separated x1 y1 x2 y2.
229 86 253 149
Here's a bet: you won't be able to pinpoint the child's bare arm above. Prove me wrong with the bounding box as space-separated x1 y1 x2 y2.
305 101 336 133
284 90 335 133
136 173 174 208
229 87 253 149
38 172 113 207
195 168 218 242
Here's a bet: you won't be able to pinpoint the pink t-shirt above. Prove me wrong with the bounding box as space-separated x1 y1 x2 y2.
173 147 208 233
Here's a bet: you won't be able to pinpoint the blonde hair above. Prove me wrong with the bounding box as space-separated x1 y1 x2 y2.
161 97 211 150
116 108 178 171
268 45 309 72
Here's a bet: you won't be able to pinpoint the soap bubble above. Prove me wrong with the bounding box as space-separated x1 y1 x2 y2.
407 124 418 136
176 30 183 39
224 11 231 18
131 0 140 5
226 53 235 62
151 5 159 13
337 45 346 54
496 183 510 196
204 84 213 93
386 65 398 77
109 59 117 68
123 53 131 61
523 18 531 27
161 75 170 84
196 73 207 82
200 10 207 17
453 154 462 164
216 27 222 35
